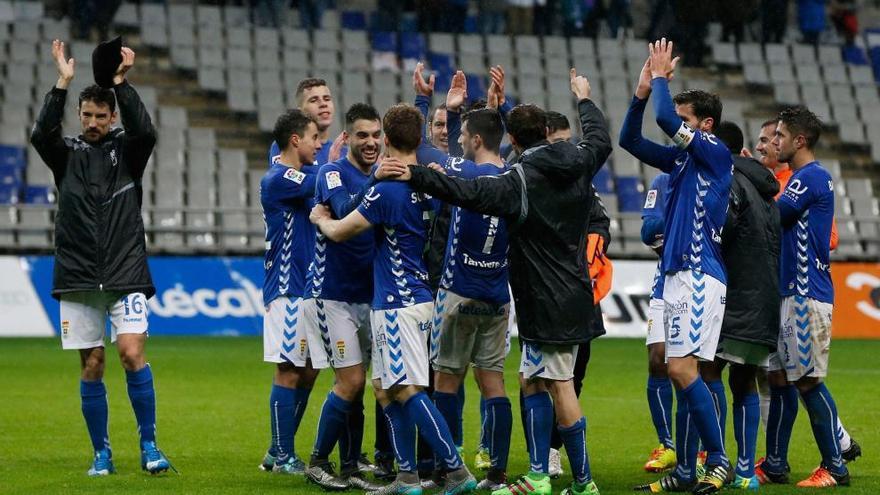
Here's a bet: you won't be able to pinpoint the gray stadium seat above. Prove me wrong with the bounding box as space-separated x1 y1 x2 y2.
113 3 139 27
223 5 250 26
799 83 826 105
171 45 198 71
197 25 224 46
255 28 280 49
838 122 865 144
256 89 284 110
13 20 40 42
795 65 820 84
282 48 309 70
738 43 763 63
282 28 310 49
254 48 279 70
158 106 188 129
486 34 510 55
314 30 340 52
196 4 222 26
256 69 283 91
515 36 540 57
221 212 249 248
0 206 15 246
543 36 569 57
429 32 454 54
342 30 369 53
458 53 484 74
142 24 169 48
769 64 795 84
169 4 195 26
817 45 842 64
823 65 848 84
517 74 542 94
258 106 276 132
743 63 769 86
791 44 816 64
141 3 166 26
198 46 225 68
169 24 196 46
764 43 789 63
188 128 217 151
849 66 874 86
712 42 737 65
228 86 257 112
457 34 483 55
0 123 26 145
218 149 247 173
9 39 37 63
342 50 370 72
226 47 253 70
227 27 252 48
1 102 29 123
855 86 879 105
545 56 569 79
17 206 52 248
827 83 854 105
844 178 873 198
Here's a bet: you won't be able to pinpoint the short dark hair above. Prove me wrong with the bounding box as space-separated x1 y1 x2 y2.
761 118 778 129
715 121 744 154
295 77 328 103
507 104 547 149
383 104 423 153
78 85 116 113
466 98 488 112
673 90 722 131
777 105 822 149
546 111 570 134
345 102 381 130
462 108 504 152
429 103 447 124
273 109 316 151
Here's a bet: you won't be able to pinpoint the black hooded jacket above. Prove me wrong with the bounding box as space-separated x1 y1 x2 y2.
30 82 157 299
407 99 612 345
720 156 781 348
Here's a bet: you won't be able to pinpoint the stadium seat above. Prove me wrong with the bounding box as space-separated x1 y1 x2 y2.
254 27 280 49
764 43 789 64
113 2 139 28
169 23 196 46
543 36 569 57
515 35 540 57
169 4 196 26
314 29 340 52
769 64 795 84
197 25 224 46
849 66 874 85
773 83 799 105
16 204 51 248
712 42 738 66
197 67 225 92
223 5 250 27
795 65 821 84
226 47 253 70
743 63 769 86
486 34 510 56
171 45 198 71
227 27 252 48
196 4 222 26
228 86 257 112
158 106 189 129
142 24 169 48
198 46 225 68
282 28 310 49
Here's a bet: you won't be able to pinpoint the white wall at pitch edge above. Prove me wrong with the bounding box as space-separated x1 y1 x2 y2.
0 256 54 336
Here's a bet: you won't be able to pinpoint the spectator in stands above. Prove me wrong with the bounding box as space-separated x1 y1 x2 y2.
719 0 758 43
533 0 557 35
761 0 789 43
673 0 712 67
644 0 675 42
299 0 326 29
445 0 469 32
71 0 122 41
479 0 508 34
606 0 632 38
253 0 287 28
559 0 591 37
417 0 445 32
376 0 405 32
798 0 827 45
507 0 537 35
830 0 859 46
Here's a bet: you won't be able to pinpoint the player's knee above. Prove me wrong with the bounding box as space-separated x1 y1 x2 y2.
768 369 789 388
794 376 821 394
118 347 145 371
433 370 462 394
335 372 365 400
80 349 105 379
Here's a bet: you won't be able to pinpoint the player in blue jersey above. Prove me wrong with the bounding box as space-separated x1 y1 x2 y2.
259 109 321 475
303 103 385 491
268 78 346 166
414 76 513 492
310 104 478 495
755 106 851 488
620 39 733 493
640 172 679 474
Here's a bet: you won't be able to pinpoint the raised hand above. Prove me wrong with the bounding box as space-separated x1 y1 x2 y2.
649 38 680 80
635 57 652 99
569 67 591 100
446 70 468 112
51 39 75 88
412 62 435 97
112 46 135 85
487 65 506 109
328 132 346 162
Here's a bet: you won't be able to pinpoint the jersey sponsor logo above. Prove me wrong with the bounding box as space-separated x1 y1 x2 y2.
418 320 433 334
786 178 809 195
447 157 465 173
283 168 306 184
815 259 830 272
669 301 689 316
326 170 342 189
461 252 507 270
673 122 695 149
644 189 658 209
364 187 380 203
458 303 506 317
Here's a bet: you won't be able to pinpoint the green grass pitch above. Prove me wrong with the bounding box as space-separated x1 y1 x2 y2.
1 337 876 494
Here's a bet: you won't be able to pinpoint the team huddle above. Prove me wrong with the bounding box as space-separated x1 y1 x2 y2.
38 37 859 495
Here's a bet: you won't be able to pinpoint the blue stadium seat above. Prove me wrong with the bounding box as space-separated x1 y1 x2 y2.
371 31 396 52
593 167 614 194
24 185 54 204
341 11 367 30
465 74 486 102
0 184 19 204
0 164 23 187
0 145 26 169
616 176 643 212
400 32 425 60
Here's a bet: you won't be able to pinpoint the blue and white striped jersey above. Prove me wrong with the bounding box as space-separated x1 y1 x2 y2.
356 181 434 310
777 161 834 304
261 161 318 306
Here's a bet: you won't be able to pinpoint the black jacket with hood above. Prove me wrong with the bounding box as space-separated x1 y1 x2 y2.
30 81 157 299
720 156 781 348
408 99 612 345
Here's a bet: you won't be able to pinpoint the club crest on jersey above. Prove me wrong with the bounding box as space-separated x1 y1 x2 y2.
284 168 306 184
326 170 342 189
61 320 70 336
299 338 307 354
336 340 345 358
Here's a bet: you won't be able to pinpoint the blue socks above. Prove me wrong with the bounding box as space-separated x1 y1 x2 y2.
673 389 699 481
374 400 393 462
292 387 312 441
269 384 296 462
765 384 798 472
523 392 553 475
384 402 417 472
647 376 674 449
404 392 463 470
483 397 512 471
312 391 352 461
558 416 591 484
732 392 760 478
125 365 156 445
433 391 462 448
457 383 466 449
682 376 728 467
479 395 487 450
81 380 110 452
801 384 846 475
706 379 727 443
339 396 365 470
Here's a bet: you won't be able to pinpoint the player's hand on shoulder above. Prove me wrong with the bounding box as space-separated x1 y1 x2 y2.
427 162 447 174
52 39 75 88
310 203 331 225
375 156 410 181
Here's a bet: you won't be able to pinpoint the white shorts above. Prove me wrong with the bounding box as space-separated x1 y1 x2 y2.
60 291 149 350
663 270 726 362
771 295 833 382
264 296 309 366
645 297 666 346
431 289 509 374
303 298 371 369
370 302 433 389
519 342 579 381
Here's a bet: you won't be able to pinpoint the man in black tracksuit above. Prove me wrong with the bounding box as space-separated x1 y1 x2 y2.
700 121 781 488
30 40 169 476
385 70 612 494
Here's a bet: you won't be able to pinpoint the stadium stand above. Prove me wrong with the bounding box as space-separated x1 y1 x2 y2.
0 0 878 260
